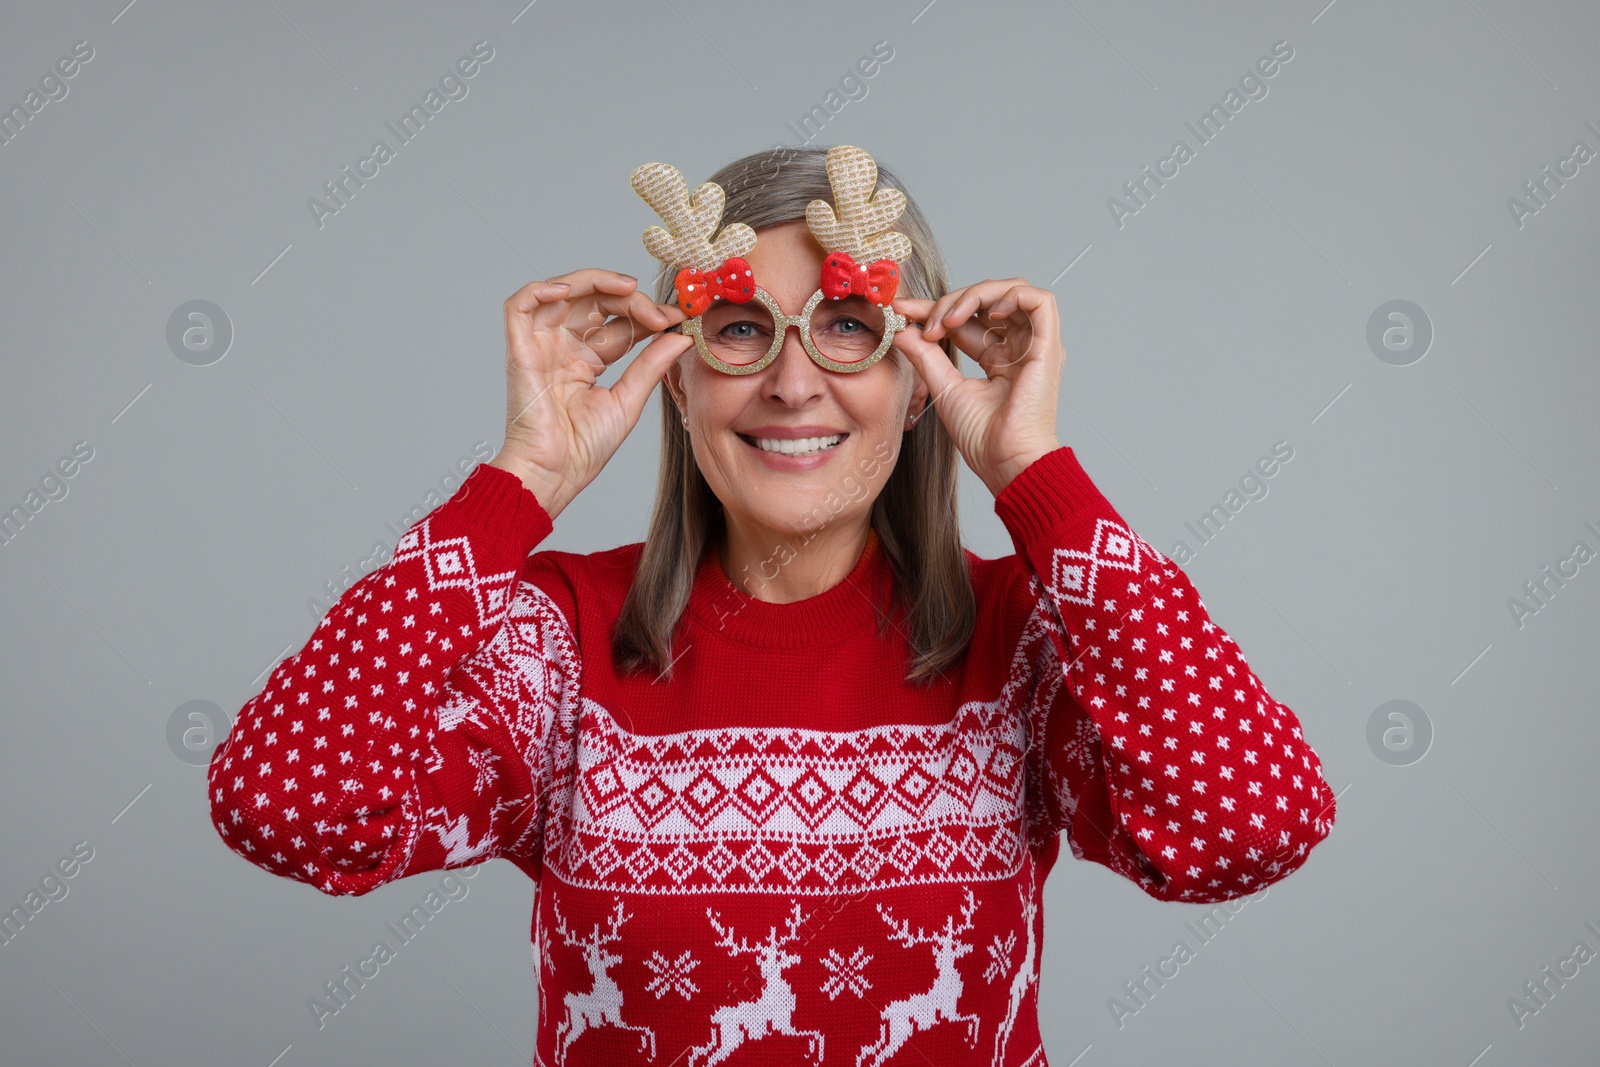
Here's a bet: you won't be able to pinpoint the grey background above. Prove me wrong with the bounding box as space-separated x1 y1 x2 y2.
2 0 1596 1064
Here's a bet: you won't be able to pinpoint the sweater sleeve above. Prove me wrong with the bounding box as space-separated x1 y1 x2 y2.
993 447 1336 902
207 463 582 897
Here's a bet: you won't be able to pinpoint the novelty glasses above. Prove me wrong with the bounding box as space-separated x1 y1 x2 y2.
634 145 917 376
672 286 911 375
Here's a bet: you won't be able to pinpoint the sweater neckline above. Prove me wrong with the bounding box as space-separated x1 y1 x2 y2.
686 527 893 648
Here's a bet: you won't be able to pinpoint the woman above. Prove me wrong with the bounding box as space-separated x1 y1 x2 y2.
209 145 1335 1067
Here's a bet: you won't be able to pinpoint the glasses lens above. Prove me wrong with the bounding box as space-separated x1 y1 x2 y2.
809 295 886 366
698 295 890 369
700 301 776 367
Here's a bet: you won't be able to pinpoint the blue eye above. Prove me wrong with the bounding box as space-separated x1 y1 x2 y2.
817 315 869 336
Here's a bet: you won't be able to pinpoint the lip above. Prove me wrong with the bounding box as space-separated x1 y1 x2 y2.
736 428 849 471
737 425 849 439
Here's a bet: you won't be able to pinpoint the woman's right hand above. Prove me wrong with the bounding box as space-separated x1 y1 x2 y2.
489 269 692 520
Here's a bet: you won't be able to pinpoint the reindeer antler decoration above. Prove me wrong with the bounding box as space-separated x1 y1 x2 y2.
631 162 757 316
806 144 911 307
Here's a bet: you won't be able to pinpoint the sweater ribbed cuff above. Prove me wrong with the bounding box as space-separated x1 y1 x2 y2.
992 446 1121 551
438 462 554 560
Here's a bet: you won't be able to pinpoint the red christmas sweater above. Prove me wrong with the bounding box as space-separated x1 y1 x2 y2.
209 446 1336 1067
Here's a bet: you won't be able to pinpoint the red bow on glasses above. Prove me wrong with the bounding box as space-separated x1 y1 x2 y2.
820 251 900 305
673 257 756 316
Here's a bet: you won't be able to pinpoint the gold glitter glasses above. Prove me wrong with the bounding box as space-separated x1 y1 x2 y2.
668 286 911 375
635 145 919 376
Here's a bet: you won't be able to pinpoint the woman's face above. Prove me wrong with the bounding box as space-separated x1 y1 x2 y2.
665 219 928 540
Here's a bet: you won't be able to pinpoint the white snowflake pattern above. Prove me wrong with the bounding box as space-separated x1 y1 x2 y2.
1049 766 1081 826
1061 715 1099 774
983 931 1016 984
819 946 873 1000
643 949 700 1000
466 746 499 795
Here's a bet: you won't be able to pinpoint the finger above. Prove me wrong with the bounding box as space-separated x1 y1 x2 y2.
503 278 573 318
504 280 577 353
581 312 671 363
921 280 1017 340
892 296 935 322
508 271 636 324
986 284 1042 323
930 288 987 341
540 267 641 295
947 318 1013 365
917 286 969 341
985 288 1020 322
574 289 678 339
607 329 696 428
528 270 644 329
931 282 1043 363
504 273 634 346
979 287 1057 375
572 292 683 362
892 325 966 407
965 286 1033 370
953 279 1030 323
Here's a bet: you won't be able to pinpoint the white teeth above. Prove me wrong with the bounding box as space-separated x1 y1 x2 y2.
751 434 844 455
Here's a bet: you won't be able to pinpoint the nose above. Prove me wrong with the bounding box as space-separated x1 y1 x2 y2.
762 318 827 403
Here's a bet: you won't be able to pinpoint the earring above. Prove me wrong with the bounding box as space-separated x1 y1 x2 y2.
681 413 689 426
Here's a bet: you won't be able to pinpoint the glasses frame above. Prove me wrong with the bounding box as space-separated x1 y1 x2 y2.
677 286 911 375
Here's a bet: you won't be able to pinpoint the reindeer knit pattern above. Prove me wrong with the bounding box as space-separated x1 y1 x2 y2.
209 447 1336 1067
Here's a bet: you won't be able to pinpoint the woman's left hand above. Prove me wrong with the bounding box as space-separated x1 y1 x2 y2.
892 278 1064 497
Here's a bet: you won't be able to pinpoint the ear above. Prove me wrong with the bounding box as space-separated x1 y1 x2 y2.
664 360 686 413
905 363 930 426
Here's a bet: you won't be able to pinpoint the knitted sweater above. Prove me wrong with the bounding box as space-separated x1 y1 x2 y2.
209 446 1335 1067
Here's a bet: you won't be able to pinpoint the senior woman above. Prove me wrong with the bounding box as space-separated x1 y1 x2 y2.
209 145 1335 1067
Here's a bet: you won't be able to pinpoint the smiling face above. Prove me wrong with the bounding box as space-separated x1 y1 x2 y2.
664 219 928 541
